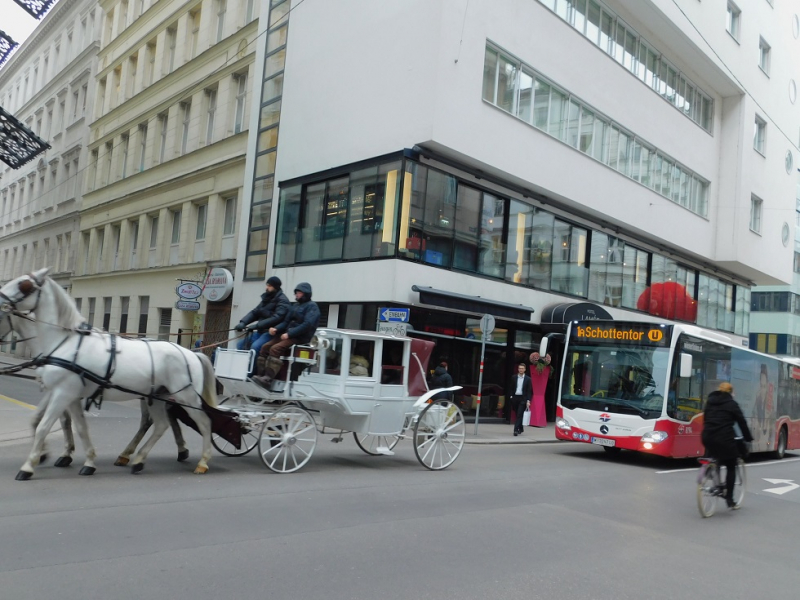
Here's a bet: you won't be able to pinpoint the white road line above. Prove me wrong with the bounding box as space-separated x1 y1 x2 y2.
656 456 800 474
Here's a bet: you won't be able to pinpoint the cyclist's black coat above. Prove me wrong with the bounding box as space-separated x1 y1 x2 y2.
701 391 753 460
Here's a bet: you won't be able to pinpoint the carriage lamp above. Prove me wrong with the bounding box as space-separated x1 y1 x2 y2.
556 417 571 432
640 430 668 450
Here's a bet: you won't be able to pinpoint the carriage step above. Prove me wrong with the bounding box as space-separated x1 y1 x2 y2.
375 447 395 456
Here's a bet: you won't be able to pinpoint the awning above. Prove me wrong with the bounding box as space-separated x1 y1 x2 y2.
540 302 613 325
411 285 534 321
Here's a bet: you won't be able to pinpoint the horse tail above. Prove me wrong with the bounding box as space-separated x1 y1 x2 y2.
197 352 218 408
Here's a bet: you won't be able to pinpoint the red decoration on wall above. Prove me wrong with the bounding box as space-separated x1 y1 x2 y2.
637 282 697 322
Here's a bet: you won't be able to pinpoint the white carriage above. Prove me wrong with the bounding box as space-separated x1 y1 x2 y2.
211 328 465 473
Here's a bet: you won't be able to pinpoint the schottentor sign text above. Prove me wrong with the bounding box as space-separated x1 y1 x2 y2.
203 267 233 302
572 322 671 346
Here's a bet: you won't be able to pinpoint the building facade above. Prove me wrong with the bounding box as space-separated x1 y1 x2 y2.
69 0 260 348
231 0 800 420
0 0 101 327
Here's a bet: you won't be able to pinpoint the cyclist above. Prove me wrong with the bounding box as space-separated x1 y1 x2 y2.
701 382 753 508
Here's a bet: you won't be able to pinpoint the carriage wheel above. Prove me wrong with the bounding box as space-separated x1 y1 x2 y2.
413 400 465 471
258 405 317 473
212 395 259 457
353 432 401 456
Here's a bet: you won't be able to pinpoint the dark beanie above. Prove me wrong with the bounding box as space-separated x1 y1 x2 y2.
266 276 282 288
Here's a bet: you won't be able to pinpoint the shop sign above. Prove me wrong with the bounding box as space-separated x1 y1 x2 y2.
176 282 203 299
203 267 233 302
176 300 201 311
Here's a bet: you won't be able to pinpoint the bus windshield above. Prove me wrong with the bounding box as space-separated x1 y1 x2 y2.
561 343 670 419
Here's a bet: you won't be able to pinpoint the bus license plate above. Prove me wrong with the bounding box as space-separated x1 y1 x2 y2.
591 437 615 447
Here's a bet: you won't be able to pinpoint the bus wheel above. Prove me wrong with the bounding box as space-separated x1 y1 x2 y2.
774 427 788 460
603 446 622 456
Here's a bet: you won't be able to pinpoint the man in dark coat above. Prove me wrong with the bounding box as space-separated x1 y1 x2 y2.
508 363 532 436
430 361 453 400
702 382 753 508
253 282 320 387
234 276 291 360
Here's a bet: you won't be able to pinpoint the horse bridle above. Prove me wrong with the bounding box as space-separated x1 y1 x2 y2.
0 275 43 316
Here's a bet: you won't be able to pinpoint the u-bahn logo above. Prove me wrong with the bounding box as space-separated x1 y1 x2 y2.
647 329 663 342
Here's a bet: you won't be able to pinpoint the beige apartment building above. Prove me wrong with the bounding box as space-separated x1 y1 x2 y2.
71 0 260 346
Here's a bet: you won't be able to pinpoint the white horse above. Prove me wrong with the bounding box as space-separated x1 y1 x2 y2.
0 268 219 480
0 310 191 468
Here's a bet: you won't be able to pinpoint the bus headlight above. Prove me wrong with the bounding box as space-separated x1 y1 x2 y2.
556 418 571 431
640 431 668 449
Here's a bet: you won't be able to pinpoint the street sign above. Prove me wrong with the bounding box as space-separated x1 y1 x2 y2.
377 322 409 336
479 313 495 335
175 300 201 311
379 307 410 322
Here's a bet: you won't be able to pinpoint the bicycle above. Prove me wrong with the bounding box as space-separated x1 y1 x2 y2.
696 456 747 517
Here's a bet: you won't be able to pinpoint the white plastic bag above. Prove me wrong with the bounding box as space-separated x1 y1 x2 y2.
522 410 532 427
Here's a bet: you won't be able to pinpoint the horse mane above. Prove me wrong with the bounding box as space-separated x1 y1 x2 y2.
44 277 86 329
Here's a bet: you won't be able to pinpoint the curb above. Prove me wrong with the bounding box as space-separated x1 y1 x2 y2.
464 439 564 445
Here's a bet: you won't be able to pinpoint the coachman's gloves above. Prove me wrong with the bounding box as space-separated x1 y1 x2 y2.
234 322 246 331
246 323 259 331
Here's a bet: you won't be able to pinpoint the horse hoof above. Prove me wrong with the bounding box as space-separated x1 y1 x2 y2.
177 449 190 462
15 471 33 481
193 465 208 474
114 456 130 467
40 453 48 464
79 466 96 476
54 456 73 468
131 463 144 474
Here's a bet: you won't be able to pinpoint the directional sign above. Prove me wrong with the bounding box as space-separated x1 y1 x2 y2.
762 478 800 495
379 307 410 322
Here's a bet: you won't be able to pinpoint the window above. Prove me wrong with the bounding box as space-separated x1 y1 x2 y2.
103 297 112 331
138 296 149 336
130 220 139 264
158 113 168 163
754 116 766 154
758 37 770 75
120 297 129 333
223 196 236 235
138 123 147 172
88 298 96 327
180 101 191 154
216 0 227 42
205 89 217 145
190 10 201 58
234 74 247 133
750 195 763 233
726 2 741 40
165 26 177 73
145 41 157 87
149 216 159 248
120 134 129 178
72 90 79 120
158 308 172 341
195 204 207 240
170 209 181 244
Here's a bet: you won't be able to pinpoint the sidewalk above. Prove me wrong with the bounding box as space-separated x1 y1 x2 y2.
1 351 561 446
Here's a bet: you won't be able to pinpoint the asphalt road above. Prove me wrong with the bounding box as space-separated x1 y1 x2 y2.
1 378 799 600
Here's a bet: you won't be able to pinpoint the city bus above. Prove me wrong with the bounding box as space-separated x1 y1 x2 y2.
552 320 800 458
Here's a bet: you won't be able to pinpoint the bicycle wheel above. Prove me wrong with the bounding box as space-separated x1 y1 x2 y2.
731 458 746 509
697 463 718 518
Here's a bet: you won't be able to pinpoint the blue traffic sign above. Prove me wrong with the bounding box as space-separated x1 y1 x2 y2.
379 307 410 322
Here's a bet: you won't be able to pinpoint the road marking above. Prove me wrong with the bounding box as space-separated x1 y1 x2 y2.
656 456 800 474
0 393 36 410
762 479 799 495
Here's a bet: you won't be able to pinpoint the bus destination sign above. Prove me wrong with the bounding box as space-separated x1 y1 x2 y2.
572 322 671 346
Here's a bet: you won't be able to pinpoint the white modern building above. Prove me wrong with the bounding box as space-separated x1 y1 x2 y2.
232 0 800 419
0 0 101 307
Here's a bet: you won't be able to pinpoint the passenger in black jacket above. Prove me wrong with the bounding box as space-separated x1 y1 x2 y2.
234 276 290 359
702 382 753 508
253 282 320 387
430 362 453 400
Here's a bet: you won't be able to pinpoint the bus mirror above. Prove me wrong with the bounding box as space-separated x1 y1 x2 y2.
539 336 549 357
679 353 692 378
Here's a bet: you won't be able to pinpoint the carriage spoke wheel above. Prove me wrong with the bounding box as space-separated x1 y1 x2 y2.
258 406 317 473
353 432 401 456
696 464 718 518
212 395 259 457
413 400 465 471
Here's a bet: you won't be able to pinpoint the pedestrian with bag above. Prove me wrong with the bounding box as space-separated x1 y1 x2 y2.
234 276 290 369
508 363 532 436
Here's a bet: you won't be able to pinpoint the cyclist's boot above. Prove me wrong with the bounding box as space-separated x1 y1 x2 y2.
725 496 736 509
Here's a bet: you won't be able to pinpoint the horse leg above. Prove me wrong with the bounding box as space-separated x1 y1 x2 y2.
30 396 50 464
17 398 69 480
129 403 171 474
114 399 153 466
191 412 214 475
169 411 189 462
55 410 75 467
66 404 98 476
